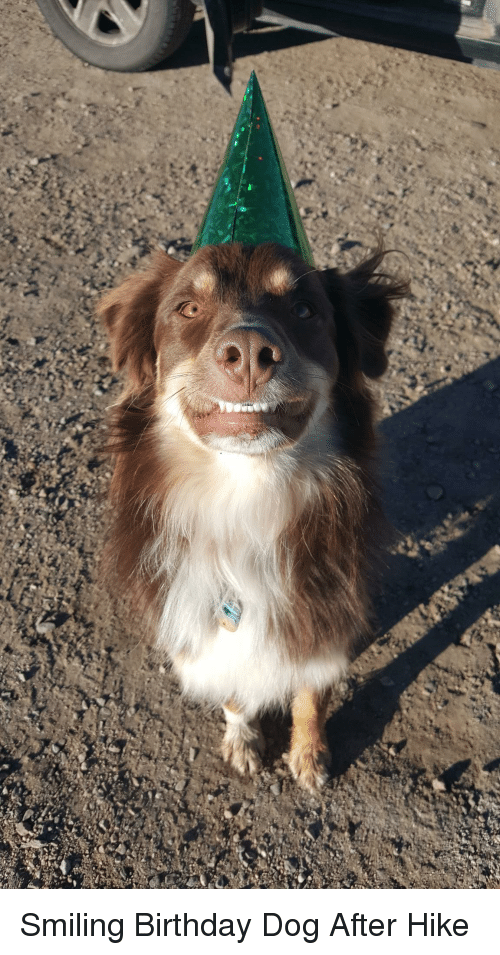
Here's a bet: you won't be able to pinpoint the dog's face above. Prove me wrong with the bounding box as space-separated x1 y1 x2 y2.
154 244 338 454
100 242 404 455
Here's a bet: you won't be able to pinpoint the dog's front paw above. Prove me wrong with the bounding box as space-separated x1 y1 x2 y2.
222 719 264 776
287 744 330 793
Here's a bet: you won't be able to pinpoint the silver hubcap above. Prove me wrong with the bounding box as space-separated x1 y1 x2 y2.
58 0 148 45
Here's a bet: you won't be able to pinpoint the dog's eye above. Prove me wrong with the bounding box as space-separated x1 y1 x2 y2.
292 301 315 319
179 303 199 318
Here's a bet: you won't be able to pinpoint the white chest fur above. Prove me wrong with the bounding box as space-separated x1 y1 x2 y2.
172 618 347 718
150 440 347 716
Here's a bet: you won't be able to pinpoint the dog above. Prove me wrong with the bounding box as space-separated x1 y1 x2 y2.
98 241 407 792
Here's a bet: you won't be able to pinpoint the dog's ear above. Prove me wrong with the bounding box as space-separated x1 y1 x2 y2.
97 251 182 393
322 247 409 379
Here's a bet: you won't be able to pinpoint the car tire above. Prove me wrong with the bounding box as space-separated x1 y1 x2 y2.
35 0 195 72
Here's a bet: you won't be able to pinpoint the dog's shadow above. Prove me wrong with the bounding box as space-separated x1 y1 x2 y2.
326 356 500 775
263 358 500 777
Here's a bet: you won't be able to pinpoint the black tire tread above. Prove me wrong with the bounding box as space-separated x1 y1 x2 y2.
35 0 195 72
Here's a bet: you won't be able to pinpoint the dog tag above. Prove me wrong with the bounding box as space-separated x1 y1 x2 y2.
217 600 242 632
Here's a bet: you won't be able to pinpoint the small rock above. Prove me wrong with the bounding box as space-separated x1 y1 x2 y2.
59 858 72 875
16 822 31 837
149 874 161 888
270 781 282 796
189 747 198 762
379 676 395 687
426 484 444 501
307 821 323 840
199 873 208 887
215 875 228 888
35 615 56 634
432 778 447 792
175 778 188 792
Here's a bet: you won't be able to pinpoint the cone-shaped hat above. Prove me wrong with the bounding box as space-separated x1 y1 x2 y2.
191 72 314 266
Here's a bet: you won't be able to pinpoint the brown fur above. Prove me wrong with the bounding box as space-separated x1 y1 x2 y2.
98 241 408 789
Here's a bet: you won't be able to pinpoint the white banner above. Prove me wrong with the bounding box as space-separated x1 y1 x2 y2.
2 888 489 953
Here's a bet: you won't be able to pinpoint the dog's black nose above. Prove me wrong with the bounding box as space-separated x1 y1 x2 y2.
215 327 282 390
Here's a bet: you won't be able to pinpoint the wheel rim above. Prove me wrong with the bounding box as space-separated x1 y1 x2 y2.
58 0 149 46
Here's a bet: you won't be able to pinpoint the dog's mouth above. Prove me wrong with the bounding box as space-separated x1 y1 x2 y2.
185 395 314 441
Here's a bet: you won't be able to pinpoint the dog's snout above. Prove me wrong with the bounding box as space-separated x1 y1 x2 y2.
215 327 282 389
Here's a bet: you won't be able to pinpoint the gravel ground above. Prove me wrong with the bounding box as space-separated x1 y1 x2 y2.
1 5 500 889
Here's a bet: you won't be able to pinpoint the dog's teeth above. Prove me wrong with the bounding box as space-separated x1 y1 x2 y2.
216 401 274 413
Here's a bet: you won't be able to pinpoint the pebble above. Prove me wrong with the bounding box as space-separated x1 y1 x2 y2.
426 484 444 500
16 822 31 837
307 821 323 840
432 778 447 792
35 615 56 634
59 858 72 875
189 747 198 762
270 781 282 796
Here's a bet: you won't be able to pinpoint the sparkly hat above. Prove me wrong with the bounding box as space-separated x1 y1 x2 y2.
191 72 314 266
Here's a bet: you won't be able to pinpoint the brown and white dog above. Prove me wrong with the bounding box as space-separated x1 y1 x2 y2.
98 241 406 792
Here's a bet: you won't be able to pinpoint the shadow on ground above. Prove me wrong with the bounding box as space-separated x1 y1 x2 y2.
327 356 500 774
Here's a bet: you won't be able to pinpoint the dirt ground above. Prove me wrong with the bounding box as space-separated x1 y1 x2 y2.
1 4 500 890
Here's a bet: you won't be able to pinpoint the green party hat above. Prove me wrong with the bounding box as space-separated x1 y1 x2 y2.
191 72 314 266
